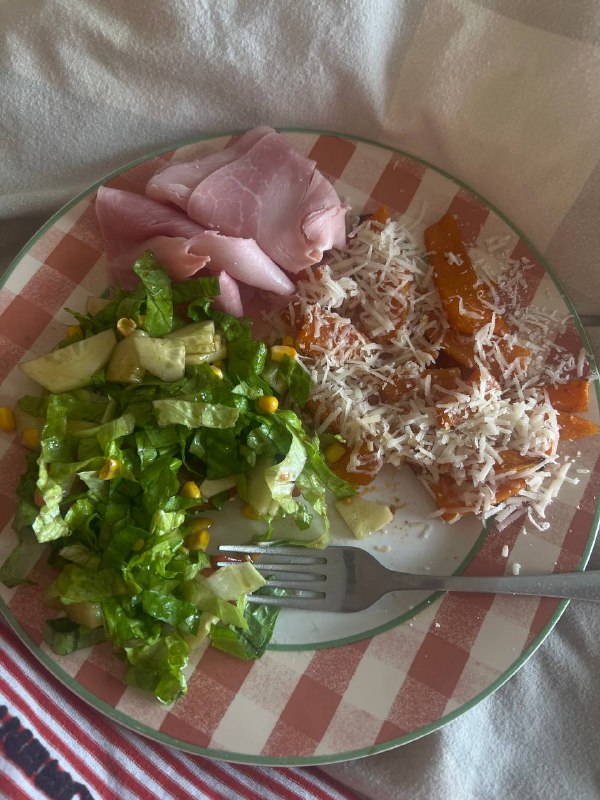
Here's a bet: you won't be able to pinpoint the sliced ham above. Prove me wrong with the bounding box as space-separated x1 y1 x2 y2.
184 130 347 272
210 270 244 317
95 187 206 255
146 126 274 210
106 236 210 289
188 231 294 295
98 201 292 296
97 128 350 318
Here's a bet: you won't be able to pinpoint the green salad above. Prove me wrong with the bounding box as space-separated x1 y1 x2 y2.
0 252 353 703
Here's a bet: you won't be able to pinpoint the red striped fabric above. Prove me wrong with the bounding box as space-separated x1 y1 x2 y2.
0 623 362 800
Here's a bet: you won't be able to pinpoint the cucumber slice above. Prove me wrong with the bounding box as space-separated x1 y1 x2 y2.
106 334 145 384
245 457 279 517
185 335 226 366
107 333 185 384
334 496 393 539
199 475 237 499
133 337 185 382
19 329 116 393
86 297 110 316
165 321 216 354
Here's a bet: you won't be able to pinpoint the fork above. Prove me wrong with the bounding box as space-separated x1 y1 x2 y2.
217 544 600 612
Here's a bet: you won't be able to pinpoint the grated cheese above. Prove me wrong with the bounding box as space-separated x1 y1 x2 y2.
265 216 590 528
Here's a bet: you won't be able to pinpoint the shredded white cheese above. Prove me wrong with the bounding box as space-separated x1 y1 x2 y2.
265 216 590 527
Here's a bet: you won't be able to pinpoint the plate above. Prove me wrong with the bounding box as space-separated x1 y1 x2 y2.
0 130 599 765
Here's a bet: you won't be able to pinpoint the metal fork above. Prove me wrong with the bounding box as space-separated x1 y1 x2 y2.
217 544 600 612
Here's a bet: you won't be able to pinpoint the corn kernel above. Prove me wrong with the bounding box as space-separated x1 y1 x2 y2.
210 365 224 380
117 317 137 337
132 538 145 552
21 428 41 449
325 442 347 464
188 518 214 533
257 395 279 414
282 335 295 347
181 481 202 499
67 324 82 338
242 503 261 520
270 345 297 362
188 517 214 530
185 529 210 551
0 407 16 433
99 458 120 480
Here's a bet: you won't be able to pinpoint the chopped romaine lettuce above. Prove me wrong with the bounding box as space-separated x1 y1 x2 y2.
1 257 354 704
203 562 266 601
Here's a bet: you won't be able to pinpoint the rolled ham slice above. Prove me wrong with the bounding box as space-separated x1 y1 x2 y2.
106 236 211 289
210 270 244 317
96 183 292 297
146 126 274 210
188 231 294 295
95 187 206 252
184 130 347 273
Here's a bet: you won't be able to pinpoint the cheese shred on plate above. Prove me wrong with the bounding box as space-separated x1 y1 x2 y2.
267 215 592 526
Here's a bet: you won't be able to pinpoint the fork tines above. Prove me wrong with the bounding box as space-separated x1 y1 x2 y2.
217 544 327 564
217 545 329 606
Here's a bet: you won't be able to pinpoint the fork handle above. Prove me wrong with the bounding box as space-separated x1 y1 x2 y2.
387 570 600 602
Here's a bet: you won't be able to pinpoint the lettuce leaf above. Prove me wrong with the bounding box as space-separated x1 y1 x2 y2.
152 399 239 429
132 251 173 336
124 634 189 705
210 590 281 661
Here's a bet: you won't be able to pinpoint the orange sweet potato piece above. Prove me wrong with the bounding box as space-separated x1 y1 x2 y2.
424 212 508 336
487 341 531 381
494 478 528 504
429 368 463 428
557 412 600 440
295 307 367 361
495 450 542 475
543 379 589 413
329 441 381 487
431 475 527 521
305 398 342 434
439 329 476 369
380 376 418 405
364 283 412 345
380 368 460 407
370 205 390 225
428 367 462 392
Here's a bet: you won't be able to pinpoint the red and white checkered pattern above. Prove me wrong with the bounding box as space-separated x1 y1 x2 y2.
0 132 598 766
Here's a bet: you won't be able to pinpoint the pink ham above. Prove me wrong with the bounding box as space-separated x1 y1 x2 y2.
188 231 294 295
184 130 347 273
210 270 244 317
96 183 292 296
146 126 274 210
106 236 210 289
95 187 206 255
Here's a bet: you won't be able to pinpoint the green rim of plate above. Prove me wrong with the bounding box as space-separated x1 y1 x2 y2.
1 127 599 767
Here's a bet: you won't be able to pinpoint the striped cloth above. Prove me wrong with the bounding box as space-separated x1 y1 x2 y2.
2 2 600 799
0 622 362 800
